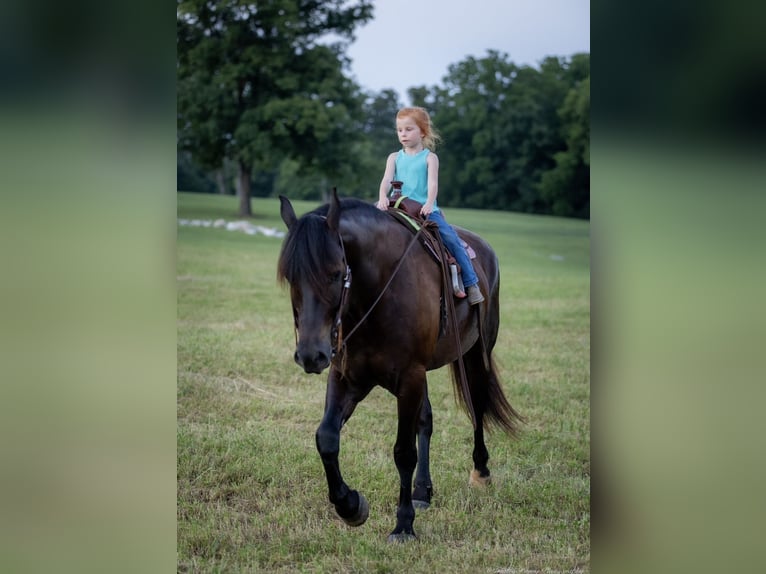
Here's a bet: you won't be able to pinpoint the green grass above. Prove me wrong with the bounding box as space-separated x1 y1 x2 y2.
177 192 590 573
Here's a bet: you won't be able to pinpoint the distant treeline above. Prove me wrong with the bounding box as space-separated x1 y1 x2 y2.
178 1 588 218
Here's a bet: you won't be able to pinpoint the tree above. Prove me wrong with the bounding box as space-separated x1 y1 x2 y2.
271 89 402 201
177 151 216 193
353 89 402 197
427 51 529 209
539 74 590 217
416 51 589 217
177 0 373 216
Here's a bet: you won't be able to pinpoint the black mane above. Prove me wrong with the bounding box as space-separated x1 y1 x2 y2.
312 197 387 221
276 197 387 303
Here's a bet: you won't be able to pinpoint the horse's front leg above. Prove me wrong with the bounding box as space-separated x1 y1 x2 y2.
316 369 368 527
412 389 433 509
388 370 426 542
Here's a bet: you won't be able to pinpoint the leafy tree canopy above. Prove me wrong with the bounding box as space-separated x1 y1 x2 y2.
177 0 373 214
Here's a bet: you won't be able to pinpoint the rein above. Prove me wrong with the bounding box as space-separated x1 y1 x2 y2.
290 217 425 363
431 227 477 428
332 224 427 361
333 217 477 428
330 232 352 359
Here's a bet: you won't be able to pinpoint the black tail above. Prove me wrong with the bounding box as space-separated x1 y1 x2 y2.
450 344 524 437
482 353 525 436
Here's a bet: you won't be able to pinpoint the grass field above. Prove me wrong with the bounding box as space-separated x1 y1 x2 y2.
177 192 590 573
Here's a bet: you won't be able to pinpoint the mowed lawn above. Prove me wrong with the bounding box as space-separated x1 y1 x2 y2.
177 192 590 573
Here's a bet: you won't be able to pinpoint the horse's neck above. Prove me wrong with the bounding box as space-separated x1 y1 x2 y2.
344 218 436 294
341 218 414 284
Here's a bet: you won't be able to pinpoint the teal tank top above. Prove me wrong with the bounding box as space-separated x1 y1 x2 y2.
394 149 440 212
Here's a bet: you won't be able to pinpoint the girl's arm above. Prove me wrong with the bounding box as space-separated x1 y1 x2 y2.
376 152 398 210
422 152 439 216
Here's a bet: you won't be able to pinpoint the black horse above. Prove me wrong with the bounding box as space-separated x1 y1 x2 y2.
277 190 522 542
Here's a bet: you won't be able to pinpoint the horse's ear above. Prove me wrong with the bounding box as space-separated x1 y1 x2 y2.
279 195 297 229
326 187 340 232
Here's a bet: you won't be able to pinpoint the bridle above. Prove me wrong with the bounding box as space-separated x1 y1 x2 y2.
329 231 352 360
330 225 426 360
291 221 426 364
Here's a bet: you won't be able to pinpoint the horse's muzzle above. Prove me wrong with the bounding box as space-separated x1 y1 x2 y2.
294 346 331 374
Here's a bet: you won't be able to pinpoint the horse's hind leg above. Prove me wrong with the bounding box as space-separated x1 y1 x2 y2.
469 427 492 486
412 388 433 509
464 344 493 487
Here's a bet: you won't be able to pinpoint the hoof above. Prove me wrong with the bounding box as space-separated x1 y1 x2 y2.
387 532 417 543
468 468 491 487
341 492 369 527
412 484 432 510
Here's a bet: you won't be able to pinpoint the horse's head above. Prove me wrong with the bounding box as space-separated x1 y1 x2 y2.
277 190 349 374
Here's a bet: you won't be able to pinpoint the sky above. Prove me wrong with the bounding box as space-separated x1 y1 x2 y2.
345 0 590 103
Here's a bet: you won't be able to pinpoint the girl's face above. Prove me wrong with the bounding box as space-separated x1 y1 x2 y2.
396 116 424 150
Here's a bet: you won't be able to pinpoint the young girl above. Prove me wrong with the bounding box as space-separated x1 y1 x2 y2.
376 107 484 305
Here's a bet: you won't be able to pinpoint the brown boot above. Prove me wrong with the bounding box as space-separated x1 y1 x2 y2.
466 285 484 305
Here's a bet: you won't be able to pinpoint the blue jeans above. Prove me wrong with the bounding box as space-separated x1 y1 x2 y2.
427 210 479 288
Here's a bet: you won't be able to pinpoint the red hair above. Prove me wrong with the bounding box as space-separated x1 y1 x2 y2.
396 107 442 150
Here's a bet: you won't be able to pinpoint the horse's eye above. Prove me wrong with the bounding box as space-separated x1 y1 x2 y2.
329 271 342 284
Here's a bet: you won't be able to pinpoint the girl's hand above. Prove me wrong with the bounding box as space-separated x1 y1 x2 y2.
375 199 389 211
420 201 434 216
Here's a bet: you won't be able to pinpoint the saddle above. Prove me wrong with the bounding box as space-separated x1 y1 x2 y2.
387 192 476 296
389 193 425 221
386 193 485 426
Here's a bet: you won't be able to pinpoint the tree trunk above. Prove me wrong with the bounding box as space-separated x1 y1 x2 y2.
216 168 227 195
237 160 252 217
